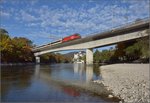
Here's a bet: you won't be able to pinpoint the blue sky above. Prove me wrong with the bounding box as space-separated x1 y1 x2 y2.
0 0 149 53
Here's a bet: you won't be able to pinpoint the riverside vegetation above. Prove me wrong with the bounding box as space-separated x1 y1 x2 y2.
0 28 149 64
0 28 71 64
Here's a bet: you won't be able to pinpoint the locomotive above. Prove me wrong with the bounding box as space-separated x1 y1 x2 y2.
62 33 81 42
50 33 81 46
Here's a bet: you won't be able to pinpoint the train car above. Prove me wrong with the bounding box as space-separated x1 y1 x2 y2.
50 39 62 46
46 33 81 47
62 33 81 42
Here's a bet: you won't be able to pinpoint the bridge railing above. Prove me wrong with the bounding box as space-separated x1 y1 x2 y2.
112 17 149 30
84 17 150 37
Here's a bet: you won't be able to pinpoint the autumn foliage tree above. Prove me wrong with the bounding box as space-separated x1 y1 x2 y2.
0 29 13 62
40 53 71 63
0 28 34 63
0 28 71 63
11 37 34 62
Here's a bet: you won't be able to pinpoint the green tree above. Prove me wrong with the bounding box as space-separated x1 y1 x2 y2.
113 41 136 61
94 49 100 63
125 37 149 60
100 49 115 63
40 53 71 63
81 55 86 62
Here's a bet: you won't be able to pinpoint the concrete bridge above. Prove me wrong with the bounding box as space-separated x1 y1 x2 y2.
32 18 149 64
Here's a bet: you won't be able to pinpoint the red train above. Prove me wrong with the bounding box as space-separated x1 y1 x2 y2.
50 33 81 46
62 33 81 42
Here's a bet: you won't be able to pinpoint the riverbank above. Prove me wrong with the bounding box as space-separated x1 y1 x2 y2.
0 63 56 66
0 63 36 66
94 64 149 103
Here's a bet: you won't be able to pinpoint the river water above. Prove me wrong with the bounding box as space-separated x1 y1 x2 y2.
1 63 115 102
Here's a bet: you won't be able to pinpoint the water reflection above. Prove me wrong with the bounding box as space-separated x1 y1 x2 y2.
62 86 80 97
1 64 104 102
73 63 85 81
74 63 79 74
34 64 40 78
73 63 100 83
1 66 34 100
86 65 94 83
93 64 101 80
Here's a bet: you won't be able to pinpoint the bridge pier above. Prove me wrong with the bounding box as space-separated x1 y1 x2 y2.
35 56 40 64
86 48 93 65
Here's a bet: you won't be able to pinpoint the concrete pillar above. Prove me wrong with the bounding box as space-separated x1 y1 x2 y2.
86 48 93 65
35 56 40 64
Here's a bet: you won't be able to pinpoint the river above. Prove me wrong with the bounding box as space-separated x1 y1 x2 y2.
1 63 118 102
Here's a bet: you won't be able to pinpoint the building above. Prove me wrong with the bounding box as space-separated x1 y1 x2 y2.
73 51 85 63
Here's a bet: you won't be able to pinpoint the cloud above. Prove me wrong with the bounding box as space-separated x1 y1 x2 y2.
20 10 38 22
26 22 40 27
30 0 39 5
1 0 149 45
122 0 149 18
14 0 149 33
0 11 10 17
35 1 148 37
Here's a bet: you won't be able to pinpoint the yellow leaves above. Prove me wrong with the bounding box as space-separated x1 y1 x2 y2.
1 31 34 63
0 34 13 52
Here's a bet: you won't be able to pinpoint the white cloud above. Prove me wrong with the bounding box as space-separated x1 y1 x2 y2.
2 0 149 43
33 0 148 36
122 0 149 18
0 11 10 17
26 22 39 27
30 0 39 5
20 10 38 22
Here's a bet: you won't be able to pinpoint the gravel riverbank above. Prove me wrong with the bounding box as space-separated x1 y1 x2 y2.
94 64 150 103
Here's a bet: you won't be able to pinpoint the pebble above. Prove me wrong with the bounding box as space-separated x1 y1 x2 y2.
96 64 149 103
119 101 122 103
108 94 113 98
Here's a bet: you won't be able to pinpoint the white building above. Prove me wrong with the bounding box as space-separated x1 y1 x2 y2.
73 51 85 63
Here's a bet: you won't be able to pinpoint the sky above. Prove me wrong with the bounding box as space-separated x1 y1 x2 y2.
0 0 149 53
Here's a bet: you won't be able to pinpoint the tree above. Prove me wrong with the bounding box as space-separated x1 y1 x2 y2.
11 37 34 62
0 28 34 63
0 28 72 63
0 28 8 34
125 37 149 60
0 29 13 62
99 50 111 62
81 55 86 63
40 53 71 63
113 41 136 61
94 49 100 63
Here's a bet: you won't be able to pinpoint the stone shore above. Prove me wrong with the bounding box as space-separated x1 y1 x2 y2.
94 64 150 103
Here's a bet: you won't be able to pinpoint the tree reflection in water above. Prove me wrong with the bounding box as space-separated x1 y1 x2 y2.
1 66 34 98
1 64 107 102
